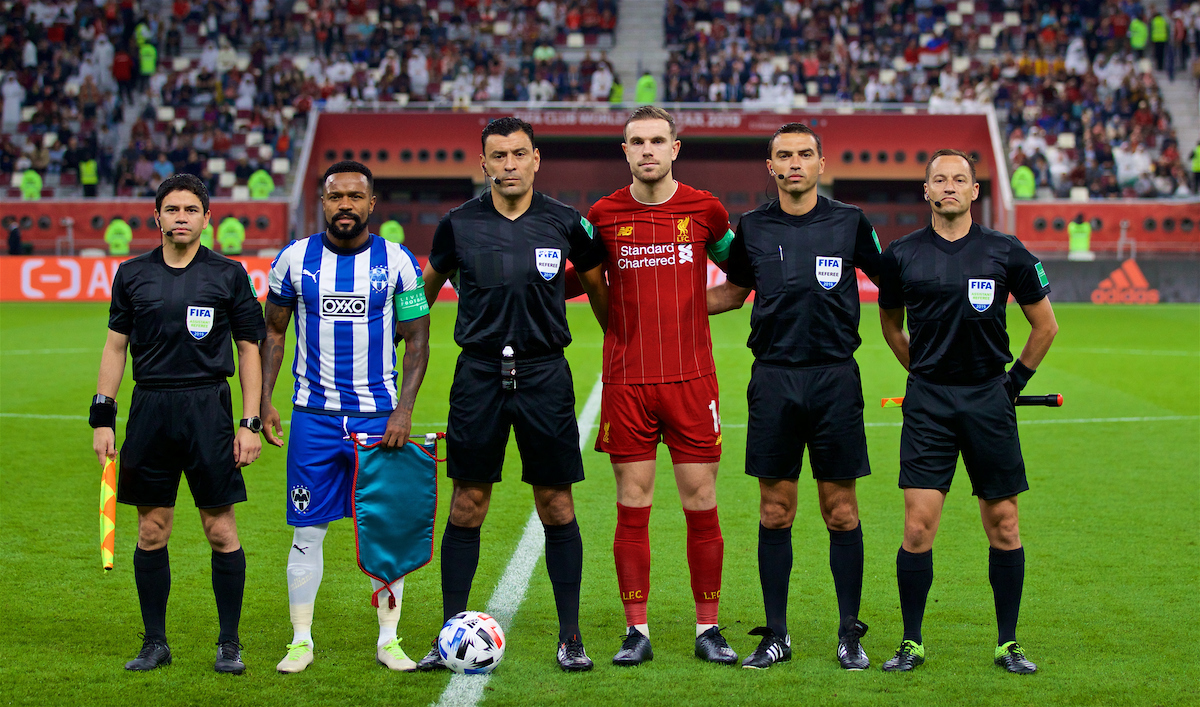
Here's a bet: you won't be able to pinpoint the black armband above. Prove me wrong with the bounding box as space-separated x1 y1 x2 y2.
89 395 117 429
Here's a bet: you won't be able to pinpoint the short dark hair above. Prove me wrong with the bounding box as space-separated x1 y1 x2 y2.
624 106 676 140
481 117 536 151
323 160 373 191
769 122 822 158
925 148 976 183
155 173 210 213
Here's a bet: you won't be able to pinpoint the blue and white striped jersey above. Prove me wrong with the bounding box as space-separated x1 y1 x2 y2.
267 233 427 416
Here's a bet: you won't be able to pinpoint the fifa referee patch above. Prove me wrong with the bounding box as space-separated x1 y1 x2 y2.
1035 262 1049 287
395 288 430 320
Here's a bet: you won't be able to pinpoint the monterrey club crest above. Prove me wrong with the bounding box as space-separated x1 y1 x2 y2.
369 264 389 293
187 306 214 340
290 485 312 514
815 257 842 290
968 279 995 312
535 248 561 281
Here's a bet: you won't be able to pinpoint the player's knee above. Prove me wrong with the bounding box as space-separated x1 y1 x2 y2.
449 490 489 526
988 516 1021 548
759 499 795 529
822 501 859 532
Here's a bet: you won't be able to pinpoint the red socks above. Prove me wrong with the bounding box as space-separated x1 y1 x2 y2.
614 503 651 626
684 506 724 624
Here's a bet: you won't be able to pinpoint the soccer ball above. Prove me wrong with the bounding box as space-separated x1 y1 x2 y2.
438 611 505 674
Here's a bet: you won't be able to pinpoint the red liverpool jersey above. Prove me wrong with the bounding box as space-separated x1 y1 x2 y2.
588 182 734 385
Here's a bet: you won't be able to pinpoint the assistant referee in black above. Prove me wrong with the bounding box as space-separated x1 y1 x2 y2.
877 149 1057 674
417 117 608 672
91 173 266 674
708 123 881 671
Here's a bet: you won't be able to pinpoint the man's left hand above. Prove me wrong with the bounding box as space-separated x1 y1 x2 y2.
381 408 412 449
234 427 262 467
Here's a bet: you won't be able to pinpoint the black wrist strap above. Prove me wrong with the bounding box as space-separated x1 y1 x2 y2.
89 401 117 429
1009 359 1035 388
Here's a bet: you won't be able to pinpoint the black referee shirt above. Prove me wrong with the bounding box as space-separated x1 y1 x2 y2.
429 190 604 358
877 223 1051 385
725 197 882 366
109 246 266 384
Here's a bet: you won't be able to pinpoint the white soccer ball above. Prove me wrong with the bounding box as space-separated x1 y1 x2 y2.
438 611 506 674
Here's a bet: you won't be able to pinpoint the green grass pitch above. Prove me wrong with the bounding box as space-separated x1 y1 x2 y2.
1 301 1197 706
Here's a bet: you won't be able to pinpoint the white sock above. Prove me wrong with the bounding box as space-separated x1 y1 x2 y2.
372 577 404 646
287 523 328 645
630 623 649 638
697 623 717 637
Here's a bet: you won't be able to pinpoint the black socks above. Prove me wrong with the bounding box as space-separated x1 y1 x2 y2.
543 518 583 642
133 545 171 641
829 523 864 637
211 547 246 644
896 547 933 644
758 524 792 638
441 521 481 623
989 546 1025 645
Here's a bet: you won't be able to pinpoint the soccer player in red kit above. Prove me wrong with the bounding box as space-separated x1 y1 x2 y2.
586 106 738 666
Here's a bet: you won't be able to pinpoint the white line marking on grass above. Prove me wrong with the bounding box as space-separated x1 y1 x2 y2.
435 374 602 707
719 415 1199 429
0 348 94 355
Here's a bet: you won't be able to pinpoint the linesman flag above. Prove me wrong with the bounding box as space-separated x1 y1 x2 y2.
100 457 116 571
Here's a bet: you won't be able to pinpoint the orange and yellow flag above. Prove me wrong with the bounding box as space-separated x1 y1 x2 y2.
881 397 904 408
100 457 116 570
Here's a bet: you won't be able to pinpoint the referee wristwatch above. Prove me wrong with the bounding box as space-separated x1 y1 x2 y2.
240 416 263 434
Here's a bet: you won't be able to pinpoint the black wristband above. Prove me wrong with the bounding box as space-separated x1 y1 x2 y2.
1008 359 1035 394
89 400 117 429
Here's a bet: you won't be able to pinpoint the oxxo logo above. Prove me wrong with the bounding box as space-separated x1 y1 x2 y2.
321 294 367 319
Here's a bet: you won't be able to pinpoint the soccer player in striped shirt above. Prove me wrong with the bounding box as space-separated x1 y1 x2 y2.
260 161 431 674
587 107 739 666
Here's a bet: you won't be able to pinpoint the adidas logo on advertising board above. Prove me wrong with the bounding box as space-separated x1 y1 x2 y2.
1091 259 1160 304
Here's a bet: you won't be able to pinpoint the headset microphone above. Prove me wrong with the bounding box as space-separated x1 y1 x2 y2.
933 200 942 208
484 170 503 185
774 171 787 180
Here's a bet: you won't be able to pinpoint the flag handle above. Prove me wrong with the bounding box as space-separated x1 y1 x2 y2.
882 394 1063 408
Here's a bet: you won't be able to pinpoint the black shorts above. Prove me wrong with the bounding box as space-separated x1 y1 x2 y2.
899 374 1028 500
118 381 246 508
745 359 871 481
445 352 585 486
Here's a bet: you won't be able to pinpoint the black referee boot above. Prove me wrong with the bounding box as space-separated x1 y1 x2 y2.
125 634 172 671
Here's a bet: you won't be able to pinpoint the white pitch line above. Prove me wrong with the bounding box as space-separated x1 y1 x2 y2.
718 415 1199 429
435 374 603 707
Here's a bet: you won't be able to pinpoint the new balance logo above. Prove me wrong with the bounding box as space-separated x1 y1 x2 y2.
1091 259 1160 304
321 294 368 319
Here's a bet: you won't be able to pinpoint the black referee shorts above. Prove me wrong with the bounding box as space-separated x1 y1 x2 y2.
118 381 246 508
899 374 1028 500
446 352 585 486
745 359 871 481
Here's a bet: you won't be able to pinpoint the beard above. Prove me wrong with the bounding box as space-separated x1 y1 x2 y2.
326 212 367 241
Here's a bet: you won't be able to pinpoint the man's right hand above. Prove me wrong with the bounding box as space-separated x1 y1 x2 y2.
262 403 285 447
93 427 116 465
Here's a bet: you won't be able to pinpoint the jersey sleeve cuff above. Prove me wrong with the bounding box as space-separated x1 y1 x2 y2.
266 291 296 307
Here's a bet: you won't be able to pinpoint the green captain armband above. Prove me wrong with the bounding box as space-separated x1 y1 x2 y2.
706 228 735 263
580 216 595 239
394 287 430 320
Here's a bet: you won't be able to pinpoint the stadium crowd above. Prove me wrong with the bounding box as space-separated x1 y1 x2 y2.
1 0 619 199
660 0 1200 198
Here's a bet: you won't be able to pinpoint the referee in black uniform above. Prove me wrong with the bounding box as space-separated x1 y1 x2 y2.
877 149 1057 674
417 117 608 671
91 174 266 674
708 124 881 671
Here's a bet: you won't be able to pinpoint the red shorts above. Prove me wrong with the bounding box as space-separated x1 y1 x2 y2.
595 373 722 464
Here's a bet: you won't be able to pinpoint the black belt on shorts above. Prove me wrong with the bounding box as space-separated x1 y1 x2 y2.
135 377 226 391
460 348 564 366
909 370 1006 386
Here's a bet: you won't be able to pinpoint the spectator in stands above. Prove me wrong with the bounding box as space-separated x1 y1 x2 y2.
2 73 23 127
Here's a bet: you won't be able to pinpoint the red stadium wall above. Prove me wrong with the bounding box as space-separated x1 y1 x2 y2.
300 111 1002 244
0 201 289 254
1015 202 1200 254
